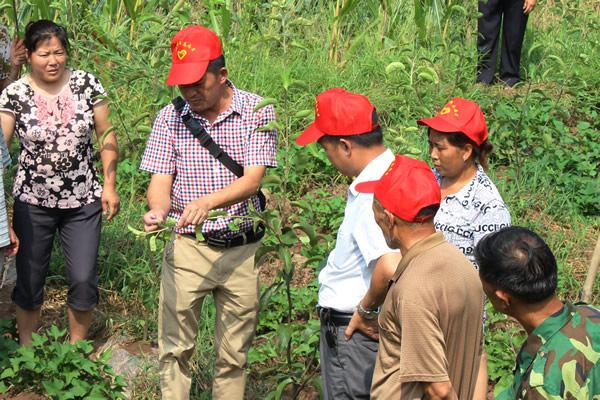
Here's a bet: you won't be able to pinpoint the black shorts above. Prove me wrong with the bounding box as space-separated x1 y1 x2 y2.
12 199 102 311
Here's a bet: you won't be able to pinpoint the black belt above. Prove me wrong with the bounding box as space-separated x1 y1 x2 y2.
183 225 265 248
317 306 353 326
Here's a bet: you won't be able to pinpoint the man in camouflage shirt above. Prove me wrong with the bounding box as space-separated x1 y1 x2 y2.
475 226 600 399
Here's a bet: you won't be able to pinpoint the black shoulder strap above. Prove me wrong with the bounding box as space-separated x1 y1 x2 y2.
172 96 244 178
172 97 266 210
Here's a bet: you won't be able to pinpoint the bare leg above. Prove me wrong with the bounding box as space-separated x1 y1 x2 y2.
67 307 93 344
473 351 490 400
16 305 42 346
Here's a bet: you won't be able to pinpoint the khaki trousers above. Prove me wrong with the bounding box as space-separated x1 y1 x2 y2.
158 234 262 400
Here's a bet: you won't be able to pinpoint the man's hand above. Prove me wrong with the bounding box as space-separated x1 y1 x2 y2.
5 226 19 258
101 187 120 221
10 35 26 66
523 0 536 14
344 311 379 341
143 208 168 232
178 197 211 228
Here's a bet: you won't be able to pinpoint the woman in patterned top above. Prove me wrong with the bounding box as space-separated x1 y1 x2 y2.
0 20 119 345
417 97 512 400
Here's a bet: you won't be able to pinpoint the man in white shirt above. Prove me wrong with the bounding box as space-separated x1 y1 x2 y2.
296 88 401 399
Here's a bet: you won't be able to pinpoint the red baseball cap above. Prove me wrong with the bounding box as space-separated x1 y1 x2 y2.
166 26 223 86
296 88 379 146
417 97 488 145
356 155 441 222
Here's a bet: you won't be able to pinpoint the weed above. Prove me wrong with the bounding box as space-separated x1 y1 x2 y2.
0 324 126 399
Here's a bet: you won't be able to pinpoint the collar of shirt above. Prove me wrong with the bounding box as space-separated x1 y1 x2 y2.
348 148 395 197
179 79 242 125
514 301 573 374
389 232 445 284
433 163 485 200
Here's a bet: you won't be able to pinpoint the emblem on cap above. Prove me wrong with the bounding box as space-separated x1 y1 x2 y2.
440 100 459 117
383 160 395 176
175 41 196 60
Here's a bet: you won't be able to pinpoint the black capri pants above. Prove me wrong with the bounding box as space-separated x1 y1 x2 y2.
12 199 102 311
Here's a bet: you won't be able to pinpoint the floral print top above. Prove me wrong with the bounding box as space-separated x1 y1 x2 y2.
0 24 10 81
0 69 105 208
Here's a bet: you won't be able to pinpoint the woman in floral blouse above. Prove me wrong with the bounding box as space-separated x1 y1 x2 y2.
0 20 119 345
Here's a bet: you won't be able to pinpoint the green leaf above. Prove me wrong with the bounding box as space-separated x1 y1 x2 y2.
0 368 14 379
127 225 146 236
278 245 294 280
294 109 314 119
280 228 298 245
165 217 177 227
542 133 553 147
48 324 67 340
42 379 65 395
413 0 426 41
276 324 292 352
253 97 278 113
256 120 282 132
195 225 205 241
290 200 311 213
280 68 291 90
261 175 282 186
171 0 186 14
292 222 316 242
255 245 277 266
528 42 543 58
385 61 406 74
275 377 294 400
419 67 439 84
228 218 242 231
100 125 116 145
149 235 157 252
547 54 565 69
208 210 228 218
33 0 52 19
449 4 468 16
259 280 284 311
288 79 309 91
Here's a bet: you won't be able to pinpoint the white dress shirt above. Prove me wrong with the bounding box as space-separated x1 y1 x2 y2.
318 149 399 313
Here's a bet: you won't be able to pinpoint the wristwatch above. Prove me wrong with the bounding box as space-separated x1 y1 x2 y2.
356 302 379 320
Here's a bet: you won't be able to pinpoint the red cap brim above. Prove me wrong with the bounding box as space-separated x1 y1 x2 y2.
166 61 210 86
354 180 377 193
296 122 326 146
417 116 460 133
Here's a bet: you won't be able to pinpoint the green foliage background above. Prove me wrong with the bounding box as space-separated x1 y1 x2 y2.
0 0 599 398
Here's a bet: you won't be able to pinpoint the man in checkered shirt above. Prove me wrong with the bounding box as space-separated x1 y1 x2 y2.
140 26 278 400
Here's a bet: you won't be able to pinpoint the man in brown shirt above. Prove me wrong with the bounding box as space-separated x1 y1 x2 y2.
356 155 485 399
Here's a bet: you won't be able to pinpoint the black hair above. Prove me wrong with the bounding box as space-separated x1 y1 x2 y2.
206 54 226 75
474 226 557 304
406 204 439 226
320 110 384 148
428 128 494 170
24 20 69 55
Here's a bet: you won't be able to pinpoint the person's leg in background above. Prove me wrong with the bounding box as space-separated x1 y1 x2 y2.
477 0 504 84
498 0 530 87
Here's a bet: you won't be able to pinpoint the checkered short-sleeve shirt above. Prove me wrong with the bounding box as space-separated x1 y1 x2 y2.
140 80 278 238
